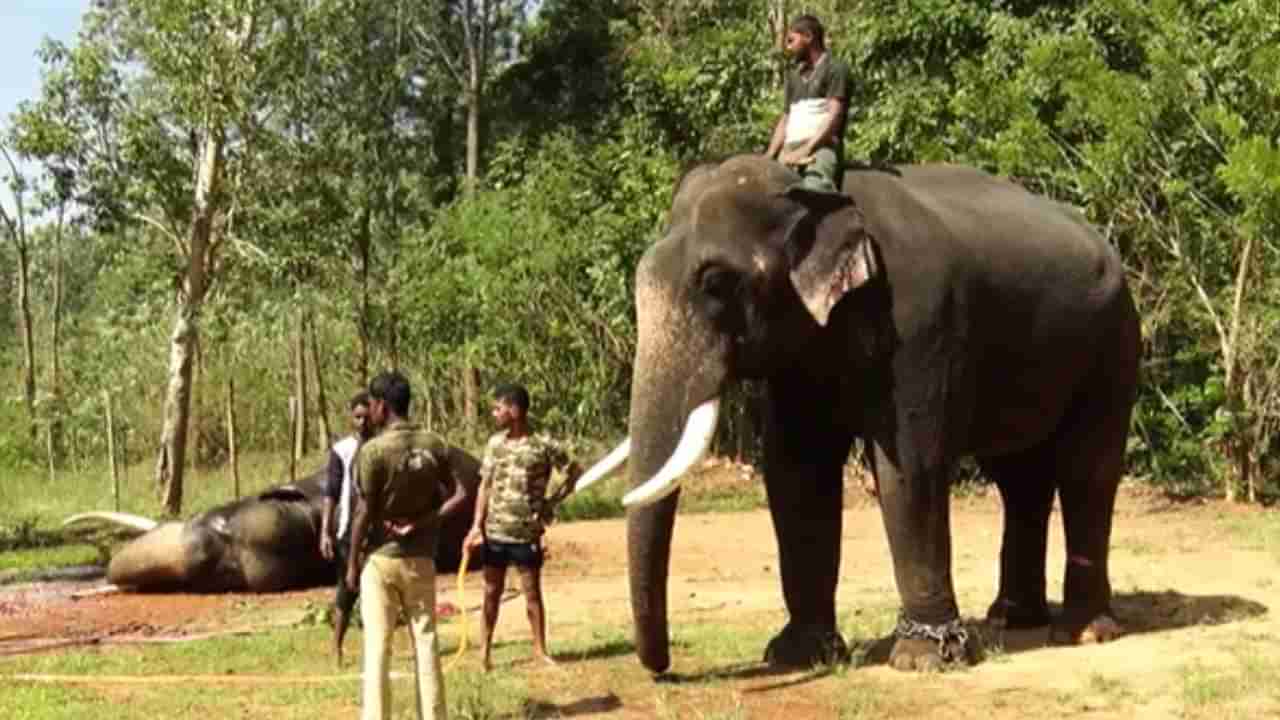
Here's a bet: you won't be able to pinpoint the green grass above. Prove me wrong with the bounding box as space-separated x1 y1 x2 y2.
1 617 534 720
1178 645 1280 717
0 451 321 540
0 544 102 581
1219 510 1280 560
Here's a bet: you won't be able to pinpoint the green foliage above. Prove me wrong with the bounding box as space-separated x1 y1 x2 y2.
3 0 1280 503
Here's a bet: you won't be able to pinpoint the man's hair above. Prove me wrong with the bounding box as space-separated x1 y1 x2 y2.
349 391 370 410
494 383 530 414
369 371 411 416
790 14 825 48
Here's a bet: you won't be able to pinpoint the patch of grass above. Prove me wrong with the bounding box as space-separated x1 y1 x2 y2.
447 669 531 719
1 684 109 720
1086 672 1135 703
679 483 767 514
556 480 625 522
1 618 531 720
836 684 890 719
1179 646 1280 715
1219 511 1280 560
0 544 102 582
1116 538 1163 556
0 451 316 532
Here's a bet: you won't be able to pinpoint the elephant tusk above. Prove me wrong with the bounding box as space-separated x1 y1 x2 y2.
623 398 720 508
575 438 631 493
62 512 159 533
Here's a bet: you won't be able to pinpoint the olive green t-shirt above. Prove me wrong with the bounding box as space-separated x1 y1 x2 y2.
356 420 451 558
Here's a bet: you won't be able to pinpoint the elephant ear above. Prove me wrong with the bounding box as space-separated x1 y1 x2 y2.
780 186 879 327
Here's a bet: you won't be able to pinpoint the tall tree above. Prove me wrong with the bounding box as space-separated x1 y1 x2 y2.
418 0 530 194
0 146 36 439
77 0 301 514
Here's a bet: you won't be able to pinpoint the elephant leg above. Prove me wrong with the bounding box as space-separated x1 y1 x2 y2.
979 447 1056 630
869 437 965 672
1050 389 1130 645
761 381 852 668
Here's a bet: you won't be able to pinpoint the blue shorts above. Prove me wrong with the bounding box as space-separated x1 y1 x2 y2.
483 540 543 570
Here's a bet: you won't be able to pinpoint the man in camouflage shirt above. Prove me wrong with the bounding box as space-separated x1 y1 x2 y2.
346 370 468 720
464 383 581 671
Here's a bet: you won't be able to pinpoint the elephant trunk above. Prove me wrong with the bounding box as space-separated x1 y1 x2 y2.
626 261 726 673
626 374 685 674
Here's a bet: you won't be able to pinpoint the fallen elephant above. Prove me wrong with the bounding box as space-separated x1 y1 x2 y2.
62 446 481 593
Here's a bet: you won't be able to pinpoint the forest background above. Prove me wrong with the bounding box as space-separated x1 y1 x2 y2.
1 0 1278 520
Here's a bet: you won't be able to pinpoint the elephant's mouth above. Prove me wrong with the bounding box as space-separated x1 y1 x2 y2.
578 397 721 505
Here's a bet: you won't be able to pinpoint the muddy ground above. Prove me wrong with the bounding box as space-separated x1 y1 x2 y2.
2 467 1277 718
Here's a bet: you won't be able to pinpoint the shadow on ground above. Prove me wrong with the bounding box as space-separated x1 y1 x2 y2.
853 589 1268 666
524 693 623 718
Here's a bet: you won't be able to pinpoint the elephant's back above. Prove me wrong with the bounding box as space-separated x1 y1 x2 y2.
846 164 1126 311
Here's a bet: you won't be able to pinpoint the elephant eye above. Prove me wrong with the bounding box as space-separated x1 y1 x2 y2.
699 266 739 302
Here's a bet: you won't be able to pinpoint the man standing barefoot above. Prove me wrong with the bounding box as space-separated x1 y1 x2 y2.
318 391 373 666
464 383 581 671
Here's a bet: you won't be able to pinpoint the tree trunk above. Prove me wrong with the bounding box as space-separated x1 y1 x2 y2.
355 205 372 384
48 206 66 462
226 378 240 499
105 391 119 513
463 0 482 195
16 240 36 441
768 0 789 86
309 314 332 449
1222 230 1256 503
463 362 479 437
189 334 203 469
155 124 223 517
155 302 199 515
293 306 309 461
288 396 298 484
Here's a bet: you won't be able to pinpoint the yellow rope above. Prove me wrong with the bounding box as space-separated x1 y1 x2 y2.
444 544 470 671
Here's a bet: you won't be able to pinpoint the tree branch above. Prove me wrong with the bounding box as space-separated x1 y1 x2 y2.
134 212 188 257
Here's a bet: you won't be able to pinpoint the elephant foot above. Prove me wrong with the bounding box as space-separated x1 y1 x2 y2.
986 597 1051 630
1050 613 1124 645
763 623 849 668
888 613 974 672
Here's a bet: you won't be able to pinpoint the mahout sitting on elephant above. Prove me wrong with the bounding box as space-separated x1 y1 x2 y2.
64 446 481 593
577 154 1140 673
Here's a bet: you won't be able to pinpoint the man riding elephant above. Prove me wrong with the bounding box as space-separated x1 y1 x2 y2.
766 14 851 193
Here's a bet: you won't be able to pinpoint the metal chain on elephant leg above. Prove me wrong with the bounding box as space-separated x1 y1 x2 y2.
893 612 970 664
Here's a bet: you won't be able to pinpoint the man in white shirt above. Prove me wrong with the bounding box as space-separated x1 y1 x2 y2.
765 14 851 192
319 391 373 665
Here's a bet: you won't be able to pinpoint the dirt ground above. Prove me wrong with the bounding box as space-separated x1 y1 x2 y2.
2 466 1277 718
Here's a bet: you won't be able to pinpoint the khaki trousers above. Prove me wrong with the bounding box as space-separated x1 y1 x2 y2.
360 554 446 720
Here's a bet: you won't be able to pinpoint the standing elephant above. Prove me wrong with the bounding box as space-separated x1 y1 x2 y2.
580 154 1140 673
65 446 481 592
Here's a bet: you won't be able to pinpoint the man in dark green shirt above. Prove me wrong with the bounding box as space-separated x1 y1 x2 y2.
765 14 851 192
346 370 467 720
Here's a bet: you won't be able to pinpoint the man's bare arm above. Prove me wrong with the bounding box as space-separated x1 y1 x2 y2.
320 497 336 560
766 113 790 158
345 501 369 591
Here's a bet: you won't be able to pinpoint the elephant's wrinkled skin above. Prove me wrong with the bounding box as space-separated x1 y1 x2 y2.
66 446 480 592
611 155 1140 673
